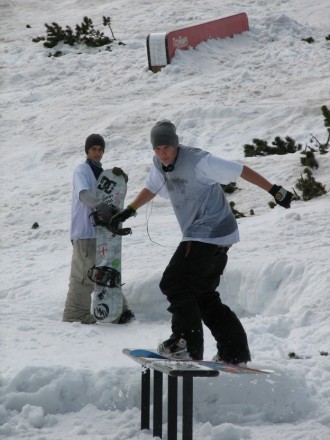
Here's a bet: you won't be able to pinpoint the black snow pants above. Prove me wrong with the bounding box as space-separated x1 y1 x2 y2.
159 241 251 363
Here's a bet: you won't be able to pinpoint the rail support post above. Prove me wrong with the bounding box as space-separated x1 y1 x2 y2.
141 368 150 430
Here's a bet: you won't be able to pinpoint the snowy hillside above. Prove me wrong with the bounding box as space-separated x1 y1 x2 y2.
1 0 330 439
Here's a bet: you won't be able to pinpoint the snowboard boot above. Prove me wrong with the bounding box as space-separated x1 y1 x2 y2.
158 335 191 359
212 352 248 366
117 309 135 324
80 313 97 325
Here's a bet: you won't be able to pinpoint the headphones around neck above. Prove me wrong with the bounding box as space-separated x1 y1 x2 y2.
162 163 175 172
161 147 179 173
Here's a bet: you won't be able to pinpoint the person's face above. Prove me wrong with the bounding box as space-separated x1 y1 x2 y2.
87 145 104 162
153 145 178 166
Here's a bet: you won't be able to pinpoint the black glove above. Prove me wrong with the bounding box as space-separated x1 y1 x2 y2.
269 185 293 209
112 167 128 183
96 202 118 222
109 205 136 229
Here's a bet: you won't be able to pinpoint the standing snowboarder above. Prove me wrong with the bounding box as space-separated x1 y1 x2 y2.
110 120 292 363
62 134 134 325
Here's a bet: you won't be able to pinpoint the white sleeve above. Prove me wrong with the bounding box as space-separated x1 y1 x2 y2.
197 153 243 184
79 189 101 208
73 164 93 195
144 164 169 199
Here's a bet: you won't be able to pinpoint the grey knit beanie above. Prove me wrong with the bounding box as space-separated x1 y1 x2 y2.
85 134 105 154
150 120 179 148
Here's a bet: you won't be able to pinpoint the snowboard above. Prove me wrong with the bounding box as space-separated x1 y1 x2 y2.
124 348 273 375
123 348 219 377
90 168 128 323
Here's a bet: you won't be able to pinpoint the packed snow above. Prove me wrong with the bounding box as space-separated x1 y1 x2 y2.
1 0 330 439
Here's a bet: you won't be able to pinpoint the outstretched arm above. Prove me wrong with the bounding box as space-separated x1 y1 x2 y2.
240 165 293 208
240 165 273 192
109 188 156 227
129 188 156 211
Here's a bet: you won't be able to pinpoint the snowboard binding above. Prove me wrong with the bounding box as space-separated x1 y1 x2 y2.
87 265 121 288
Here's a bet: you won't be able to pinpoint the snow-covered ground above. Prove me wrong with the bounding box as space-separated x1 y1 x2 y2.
1 0 330 438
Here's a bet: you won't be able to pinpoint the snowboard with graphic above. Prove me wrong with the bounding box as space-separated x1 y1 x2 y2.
90 169 128 322
123 348 273 375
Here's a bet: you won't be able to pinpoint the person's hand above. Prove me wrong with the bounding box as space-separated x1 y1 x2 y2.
109 205 136 229
96 202 118 222
269 185 293 208
112 167 128 183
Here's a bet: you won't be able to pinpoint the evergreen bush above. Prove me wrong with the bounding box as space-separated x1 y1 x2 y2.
300 150 319 169
301 37 315 44
243 106 328 204
32 16 123 52
221 182 238 194
295 168 326 201
230 201 245 218
243 136 302 157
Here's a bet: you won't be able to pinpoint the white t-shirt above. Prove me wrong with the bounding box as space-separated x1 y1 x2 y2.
145 153 243 195
70 162 97 241
145 151 243 245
